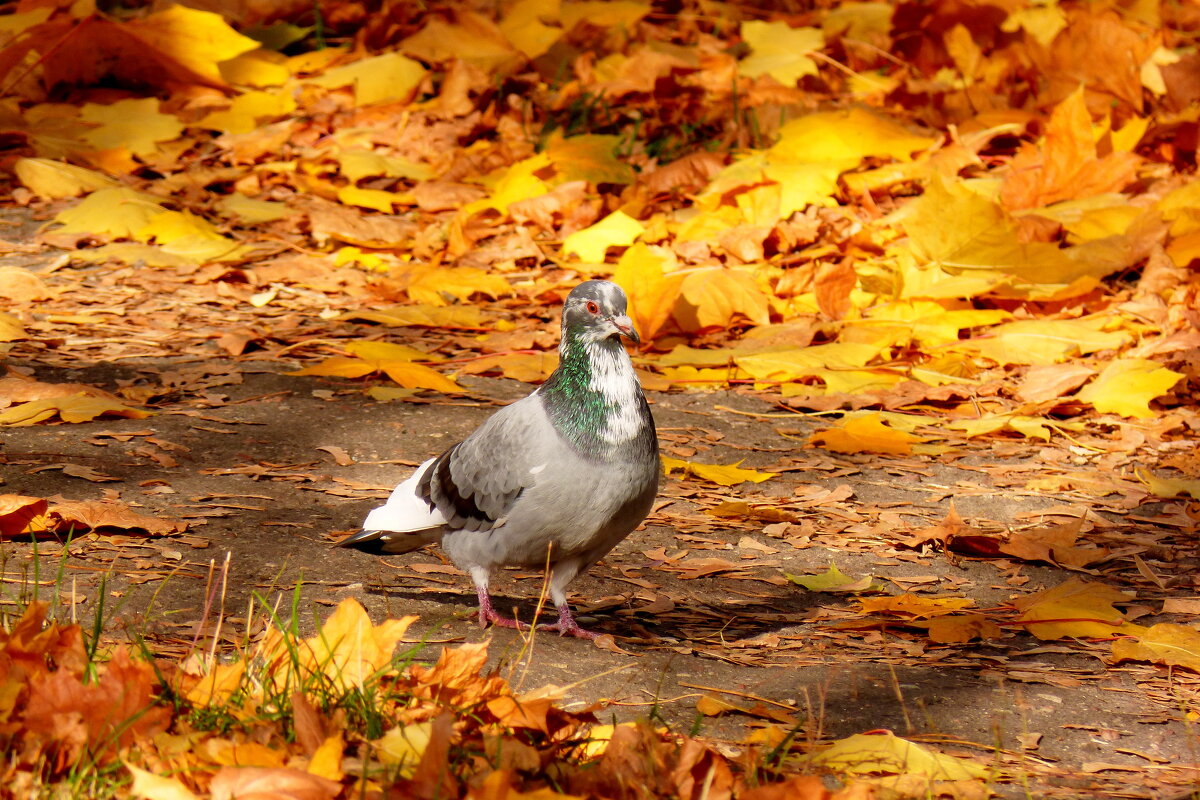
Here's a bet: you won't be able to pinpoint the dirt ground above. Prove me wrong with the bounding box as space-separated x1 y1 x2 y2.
3 353 1198 799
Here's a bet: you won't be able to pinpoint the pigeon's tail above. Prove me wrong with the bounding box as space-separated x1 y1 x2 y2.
356 458 447 535
339 526 442 555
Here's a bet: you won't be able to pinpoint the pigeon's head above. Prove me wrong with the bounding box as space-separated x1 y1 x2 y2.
562 280 640 345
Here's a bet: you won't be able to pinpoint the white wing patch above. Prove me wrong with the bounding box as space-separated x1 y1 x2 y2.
529 463 547 475
361 458 446 532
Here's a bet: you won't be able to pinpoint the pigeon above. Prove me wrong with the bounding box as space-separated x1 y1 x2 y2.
341 280 660 639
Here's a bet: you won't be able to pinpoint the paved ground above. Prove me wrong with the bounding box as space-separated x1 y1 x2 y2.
3 357 1197 798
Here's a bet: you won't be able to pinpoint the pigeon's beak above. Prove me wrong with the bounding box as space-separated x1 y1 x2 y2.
610 314 640 344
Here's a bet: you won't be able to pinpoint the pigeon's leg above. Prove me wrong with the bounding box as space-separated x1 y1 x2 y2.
537 559 601 639
472 568 529 631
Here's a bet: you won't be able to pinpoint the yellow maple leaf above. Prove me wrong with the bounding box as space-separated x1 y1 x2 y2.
677 267 770 329
215 194 290 224
337 186 402 213
904 174 1133 284
500 0 563 58
785 563 874 592
54 187 164 238
662 457 774 486
802 731 987 779
560 1 649 29
762 161 844 216
734 342 882 381
926 615 1002 644
340 304 485 329
260 598 416 692
219 50 291 87
337 150 432 182
0 394 151 426
123 4 259 84
309 52 427 106
738 20 823 85
404 267 513 306
1076 358 1183 418
0 495 49 537
290 341 461 393
126 763 199 800
772 107 936 165
456 352 559 383
199 89 296 135
0 313 25 342
79 98 184 156
401 12 518 72
1012 578 1131 640
562 210 645 262
14 158 117 199
308 732 345 781
1136 469 1200 500
611 243 683 341
808 413 927 455
376 721 434 777
1001 3 1067 46
954 318 1132 366
1111 623 1200 673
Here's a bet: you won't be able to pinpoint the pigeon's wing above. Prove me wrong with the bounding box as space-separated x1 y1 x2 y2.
419 392 555 532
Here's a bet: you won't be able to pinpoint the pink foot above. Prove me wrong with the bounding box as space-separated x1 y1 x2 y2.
476 589 531 630
475 589 601 639
535 604 600 640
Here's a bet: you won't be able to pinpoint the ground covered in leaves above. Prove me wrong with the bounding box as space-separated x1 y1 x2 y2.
1 0 1200 798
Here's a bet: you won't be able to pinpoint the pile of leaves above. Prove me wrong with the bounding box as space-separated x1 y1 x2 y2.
0 0 1195 444
0 598 997 799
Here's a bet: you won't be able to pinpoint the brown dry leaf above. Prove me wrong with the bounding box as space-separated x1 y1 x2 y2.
24 646 170 761
486 684 564 733
814 260 857 320
1000 87 1140 210
50 499 183 536
1015 363 1096 404
902 505 983 548
858 594 973 619
0 267 50 302
1000 519 1109 569
316 445 355 466
926 615 1002 644
740 775 832 800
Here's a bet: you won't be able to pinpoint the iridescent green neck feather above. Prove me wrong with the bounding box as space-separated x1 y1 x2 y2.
539 332 653 460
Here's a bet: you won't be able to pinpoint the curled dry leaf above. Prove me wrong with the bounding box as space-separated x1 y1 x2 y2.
0 495 49 537
208 766 341 800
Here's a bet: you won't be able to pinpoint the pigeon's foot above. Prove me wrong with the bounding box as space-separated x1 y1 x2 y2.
533 604 600 639
475 591 601 639
476 588 533 631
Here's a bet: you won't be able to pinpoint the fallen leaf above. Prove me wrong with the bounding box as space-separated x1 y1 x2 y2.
662 457 774 486
1111 623 1200 673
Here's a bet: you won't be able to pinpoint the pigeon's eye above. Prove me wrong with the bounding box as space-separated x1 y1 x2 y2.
585 300 600 314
